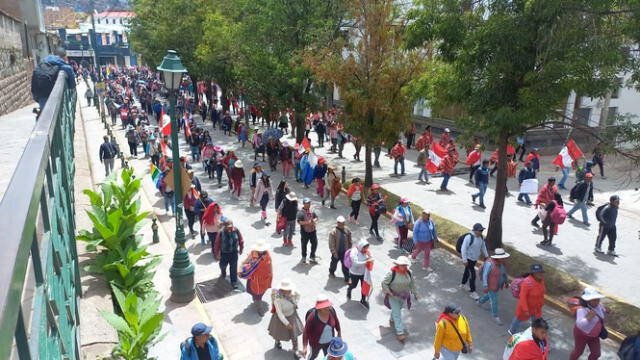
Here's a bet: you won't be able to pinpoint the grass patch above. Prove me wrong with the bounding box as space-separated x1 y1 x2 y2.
344 181 639 337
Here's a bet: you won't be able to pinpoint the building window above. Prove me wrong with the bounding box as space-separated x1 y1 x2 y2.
611 78 622 99
119 19 123 24
575 108 591 126
97 19 100 24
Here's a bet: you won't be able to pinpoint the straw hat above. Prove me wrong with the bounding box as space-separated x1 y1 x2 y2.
278 279 295 291
491 248 510 259
286 192 298 201
234 160 243 168
252 239 270 252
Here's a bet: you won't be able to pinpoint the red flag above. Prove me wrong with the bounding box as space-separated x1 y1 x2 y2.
426 143 448 173
160 141 168 156
301 137 311 150
161 115 171 136
507 144 516 155
184 117 192 138
552 139 584 168
159 108 166 128
465 150 481 165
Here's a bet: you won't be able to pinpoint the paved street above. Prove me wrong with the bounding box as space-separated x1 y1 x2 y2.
75 81 621 359
306 134 640 306
0 103 37 201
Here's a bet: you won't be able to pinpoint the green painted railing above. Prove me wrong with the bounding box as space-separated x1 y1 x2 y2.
0 72 80 359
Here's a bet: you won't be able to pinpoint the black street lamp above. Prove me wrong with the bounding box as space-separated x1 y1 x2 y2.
158 50 195 303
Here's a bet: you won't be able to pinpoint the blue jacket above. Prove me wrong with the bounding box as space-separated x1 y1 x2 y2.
412 219 437 243
474 166 489 185
481 259 507 289
43 55 76 89
180 336 221 360
518 167 536 183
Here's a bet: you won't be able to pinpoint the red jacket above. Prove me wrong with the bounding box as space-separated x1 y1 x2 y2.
515 276 545 320
390 144 406 159
303 308 341 349
535 184 555 206
439 154 457 175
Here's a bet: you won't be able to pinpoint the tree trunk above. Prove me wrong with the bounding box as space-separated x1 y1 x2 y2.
486 132 509 250
220 87 230 113
364 144 373 187
296 112 305 144
190 74 199 101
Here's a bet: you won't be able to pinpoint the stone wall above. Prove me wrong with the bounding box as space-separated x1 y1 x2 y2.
0 13 34 116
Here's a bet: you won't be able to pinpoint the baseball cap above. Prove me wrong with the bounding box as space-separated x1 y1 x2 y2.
191 322 212 336
530 264 545 273
303 197 311 203
472 223 485 231
610 195 620 201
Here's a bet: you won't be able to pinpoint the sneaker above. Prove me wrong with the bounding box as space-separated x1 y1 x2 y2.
531 220 540 228
471 195 476 203
301 257 307 264
309 257 318 264
479 204 486 209
607 250 618 257
469 291 480 300
494 317 504 326
594 247 604 253
459 284 467 290
584 222 591 226
346 290 352 300
360 299 370 310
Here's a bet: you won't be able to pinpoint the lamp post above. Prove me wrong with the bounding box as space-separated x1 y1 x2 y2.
158 50 195 303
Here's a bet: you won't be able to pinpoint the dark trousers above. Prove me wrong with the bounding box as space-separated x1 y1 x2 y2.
370 212 380 237
373 147 382 167
406 133 415 149
350 200 361 220
461 259 477 292
220 252 239 284
593 157 604 177
469 165 480 182
309 343 330 360
329 252 349 281
517 144 526 162
347 274 365 300
301 230 318 259
185 209 195 232
128 142 137 156
595 224 616 251
151 154 159 167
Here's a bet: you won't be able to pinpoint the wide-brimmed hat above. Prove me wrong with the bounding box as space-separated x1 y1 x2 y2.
278 278 295 291
213 145 222 152
234 160 243 168
252 239 270 252
491 248 510 259
400 197 409 203
282 140 290 147
336 216 346 223
315 294 332 309
370 184 380 190
444 128 450 133
581 287 605 301
327 337 349 357
393 256 411 266
286 192 298 201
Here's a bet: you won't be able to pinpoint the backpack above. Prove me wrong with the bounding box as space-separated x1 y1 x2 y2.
343 248 353 269
618 335 640 360
569 183 581 201
455 233 474 254
31 62 60 100
595 204 608 223
510 277 531 299
549 206 567 225
567 296 587 316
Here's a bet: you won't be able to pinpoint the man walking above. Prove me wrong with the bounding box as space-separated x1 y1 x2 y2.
517 162 536 205
98 135 117 176
595 195 620 256
297 198 319 264
31 47 76 112
84 87 94 107
214 218 244 289
328 216 353 284
460 223 489 300
568 173 594 226
471 159 490 209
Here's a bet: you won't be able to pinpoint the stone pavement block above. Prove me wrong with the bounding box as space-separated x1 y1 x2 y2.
0 103 36 201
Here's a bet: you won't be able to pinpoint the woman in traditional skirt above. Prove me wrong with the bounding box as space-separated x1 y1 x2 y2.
240 239 273 315
268 279 303 359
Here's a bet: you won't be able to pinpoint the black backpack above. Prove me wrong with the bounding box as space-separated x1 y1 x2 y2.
455 233 475 254
31 62 60 100
595 204 608 223
569 183 581 201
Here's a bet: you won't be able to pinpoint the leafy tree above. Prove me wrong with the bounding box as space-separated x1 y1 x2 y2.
406 0 634 249
307 0 424 187
231 0 347 142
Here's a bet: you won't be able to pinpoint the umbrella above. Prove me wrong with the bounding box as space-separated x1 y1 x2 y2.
137 80 147 85
262 128 283 141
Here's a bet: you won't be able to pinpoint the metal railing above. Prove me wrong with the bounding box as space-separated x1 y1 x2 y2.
0 72 80 359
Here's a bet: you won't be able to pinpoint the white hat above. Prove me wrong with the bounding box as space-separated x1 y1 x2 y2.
234 160 243 168
278 278 295 291
252 239 270 252
491 248 510 259
286 192 297 201
393 256 411 266
336 216 346 223
444 128 450 132
282 140 290 147
581 287 605 301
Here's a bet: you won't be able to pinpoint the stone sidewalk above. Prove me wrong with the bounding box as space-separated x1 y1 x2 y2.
77 83 620 358
0 103 37 201
306 133 640 306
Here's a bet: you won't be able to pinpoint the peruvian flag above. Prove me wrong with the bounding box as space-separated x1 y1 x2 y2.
553 139 584 168
160 114 172 136
465 150 481 166
184 116 192 138
159 107 166 128
301 137 311 151
426 142 448 173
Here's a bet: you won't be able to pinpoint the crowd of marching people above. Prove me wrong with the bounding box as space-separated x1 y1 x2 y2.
86 63 634 360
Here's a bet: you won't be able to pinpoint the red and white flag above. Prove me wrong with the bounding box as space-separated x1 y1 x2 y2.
160 114 172 136
552 139 584 168
426 142 448 173
465 150 481 166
